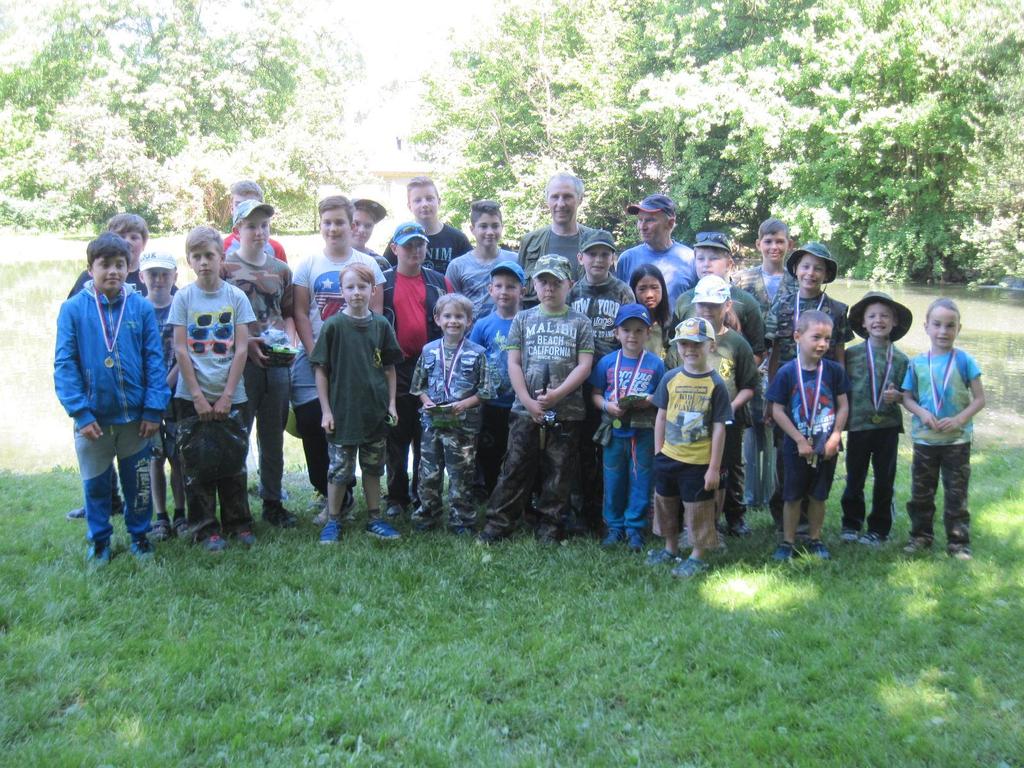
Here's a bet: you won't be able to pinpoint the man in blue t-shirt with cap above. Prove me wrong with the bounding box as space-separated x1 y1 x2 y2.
614 194 697 307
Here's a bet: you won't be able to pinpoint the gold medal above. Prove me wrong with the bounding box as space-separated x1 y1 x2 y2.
104 356 114 368
612 419 622 429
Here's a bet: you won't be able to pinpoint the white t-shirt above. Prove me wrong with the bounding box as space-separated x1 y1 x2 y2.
292 250 386 341
168 281 256 404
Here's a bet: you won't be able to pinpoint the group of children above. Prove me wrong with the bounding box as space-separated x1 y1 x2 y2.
55 180 986 576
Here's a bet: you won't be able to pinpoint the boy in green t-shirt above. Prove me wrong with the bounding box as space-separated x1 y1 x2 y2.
479 255 595 544
648 317 733 578
312 263 404 543
840 292 912 546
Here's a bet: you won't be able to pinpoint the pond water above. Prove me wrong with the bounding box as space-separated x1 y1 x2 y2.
3 240 1023 471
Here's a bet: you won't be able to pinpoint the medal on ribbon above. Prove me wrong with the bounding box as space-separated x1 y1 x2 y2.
93 286 127 370
611 350 647 429
927 349 957 416
796 360 824 463
867 338 893 425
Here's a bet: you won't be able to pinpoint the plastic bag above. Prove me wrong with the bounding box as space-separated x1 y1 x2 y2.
176 408 249 485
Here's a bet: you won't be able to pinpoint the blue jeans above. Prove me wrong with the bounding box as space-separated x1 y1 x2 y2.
74 422 153 544
602 430 654 532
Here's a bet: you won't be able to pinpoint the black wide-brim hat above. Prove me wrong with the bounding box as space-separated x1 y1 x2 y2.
849 291 914 342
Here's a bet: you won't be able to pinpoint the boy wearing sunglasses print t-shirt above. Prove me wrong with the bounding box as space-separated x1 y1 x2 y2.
169 226 257 553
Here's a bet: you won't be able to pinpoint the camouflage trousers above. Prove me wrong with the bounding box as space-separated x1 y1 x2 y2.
416 423 479 527
906 442 971 548
483 415 580 540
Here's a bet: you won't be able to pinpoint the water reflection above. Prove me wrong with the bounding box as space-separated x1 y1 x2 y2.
3 261 1024 470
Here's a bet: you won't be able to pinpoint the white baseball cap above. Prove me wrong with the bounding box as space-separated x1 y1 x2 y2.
693 274 731 305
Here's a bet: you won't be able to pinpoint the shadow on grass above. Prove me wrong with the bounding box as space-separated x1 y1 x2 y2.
1 454 1023 766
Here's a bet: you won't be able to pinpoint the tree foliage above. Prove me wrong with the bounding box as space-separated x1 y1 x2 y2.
417 0 1024 282
0 0 363 232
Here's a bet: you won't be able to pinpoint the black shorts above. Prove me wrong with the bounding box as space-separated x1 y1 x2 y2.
781 450 837 502
654 453 715 503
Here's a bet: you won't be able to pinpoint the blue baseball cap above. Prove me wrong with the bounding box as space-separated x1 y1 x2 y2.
392 221 429 245
490 260 526 285
614 303 652 327
626 194 676 217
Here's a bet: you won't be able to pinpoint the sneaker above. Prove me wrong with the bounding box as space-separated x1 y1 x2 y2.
646 548 682 567
67 506 86 521
601 529 626 547
312 509 329 527
858 532 886 548
839 528 860 543
948 545 972 561
319 519 341 544
385 503 405 519
671 556 709 579
366 520 401 540
262 501 298 528
172 516 189 538
772 542 795 561
203 534 227 553
130 537 155 560
235 530 256 547
477 528 506 545
413 519 438 533
725 521 752 538
87 541 112 566
806 539 831 559
150 518 172 542
449 524 474 536
626 530 645 552
903 537 932 554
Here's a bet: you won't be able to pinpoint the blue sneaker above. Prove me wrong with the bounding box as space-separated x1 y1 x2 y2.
772 542 795 561
601 529 625 547
671 556 709 579
626 530 645 552
646 548 682 567
87 541 111 566
203 534 227 553
129 537 155 561
807 539 831 560
319 519 341 544
366 519 401 540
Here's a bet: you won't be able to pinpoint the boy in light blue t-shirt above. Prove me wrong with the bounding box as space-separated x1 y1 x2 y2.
901 298 985 559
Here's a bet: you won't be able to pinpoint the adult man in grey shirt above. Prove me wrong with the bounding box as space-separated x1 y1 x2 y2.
517 172 596 307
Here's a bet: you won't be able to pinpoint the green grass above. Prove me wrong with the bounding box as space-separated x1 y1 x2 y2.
2 442 1023 767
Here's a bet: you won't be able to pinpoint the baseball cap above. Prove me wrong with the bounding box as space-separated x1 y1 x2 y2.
692 275 731 305
490 260 526 285
670 316 716 344
626 194 676 217
693 230 731 253
139 251 177 272
532 254 572 281
786 241 838 282
232 199 275 228
580 229 617 253
392 221 429 246
614 303 652 327
353 199 387 223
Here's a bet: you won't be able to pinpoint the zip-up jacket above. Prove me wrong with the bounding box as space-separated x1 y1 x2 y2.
55 281 170 430
381 266 448 393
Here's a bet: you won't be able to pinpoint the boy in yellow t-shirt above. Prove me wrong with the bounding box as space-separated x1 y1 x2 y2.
648 317 733 578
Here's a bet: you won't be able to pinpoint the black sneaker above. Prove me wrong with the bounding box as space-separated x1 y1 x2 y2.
66 506 86 521
477 528 507 545
725 521 752 538
262 500 298 528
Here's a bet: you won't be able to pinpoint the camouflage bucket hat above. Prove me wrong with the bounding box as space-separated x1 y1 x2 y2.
786 241 838 283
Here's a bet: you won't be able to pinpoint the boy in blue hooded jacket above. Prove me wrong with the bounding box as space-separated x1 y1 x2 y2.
55 233 170 565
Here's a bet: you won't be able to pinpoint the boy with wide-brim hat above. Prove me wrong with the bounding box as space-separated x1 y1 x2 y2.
839 291 913 546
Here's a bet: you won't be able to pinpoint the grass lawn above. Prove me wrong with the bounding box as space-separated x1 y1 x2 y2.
2 439 1023 767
